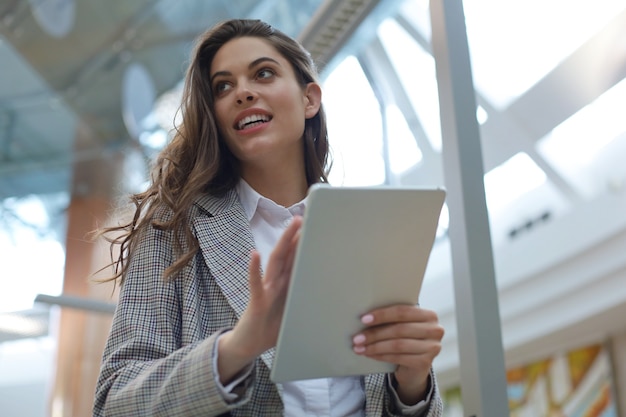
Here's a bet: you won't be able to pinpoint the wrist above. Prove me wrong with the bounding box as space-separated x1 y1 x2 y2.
217 331 258 385
394 373 430 405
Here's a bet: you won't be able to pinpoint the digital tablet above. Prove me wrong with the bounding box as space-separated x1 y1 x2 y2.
270 184 446 382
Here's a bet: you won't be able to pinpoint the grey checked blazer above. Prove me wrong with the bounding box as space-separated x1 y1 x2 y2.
93 189 444 417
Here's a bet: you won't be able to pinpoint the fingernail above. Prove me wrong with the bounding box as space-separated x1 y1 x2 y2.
361 314 374 324
353 345 366 354
353 334 366 344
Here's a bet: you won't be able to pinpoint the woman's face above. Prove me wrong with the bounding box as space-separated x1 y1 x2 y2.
210 36 321 172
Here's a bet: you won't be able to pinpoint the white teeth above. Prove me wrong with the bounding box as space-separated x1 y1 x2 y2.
237 114 270 130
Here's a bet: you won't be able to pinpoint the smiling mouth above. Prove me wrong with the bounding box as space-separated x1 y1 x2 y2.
236 114 272 130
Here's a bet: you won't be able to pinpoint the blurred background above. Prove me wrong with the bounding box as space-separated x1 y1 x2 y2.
1 0 625 416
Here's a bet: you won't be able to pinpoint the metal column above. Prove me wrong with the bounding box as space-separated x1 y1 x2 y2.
429 1 509 416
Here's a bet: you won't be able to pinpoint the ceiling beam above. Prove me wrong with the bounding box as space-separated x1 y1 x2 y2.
299 0 404 72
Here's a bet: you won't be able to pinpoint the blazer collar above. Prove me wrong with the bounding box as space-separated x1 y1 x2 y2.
193 188 239 216
192 189 276 370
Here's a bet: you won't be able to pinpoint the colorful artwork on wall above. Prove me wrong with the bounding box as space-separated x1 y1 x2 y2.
441 343 618 417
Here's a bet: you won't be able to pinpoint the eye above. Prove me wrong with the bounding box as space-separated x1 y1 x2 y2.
256 68 275 80
213 81 232 96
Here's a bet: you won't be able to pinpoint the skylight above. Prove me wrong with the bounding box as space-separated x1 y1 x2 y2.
463 0 626 109
537 77 626 197
397 0 626 108
386 104 423 176
484 152 547 213
323 55 385 186
377 18 442 152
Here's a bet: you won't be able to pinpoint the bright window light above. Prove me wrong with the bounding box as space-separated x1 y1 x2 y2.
386 104 422 175
0 314 47 336
484 152 547 212
538 77 626 170
464 0 626 109
378 18 442 152
323 55 385 186
476 105 488 124
436 203 449 239
398 0 431 42
153 82 184 133
0 196 65 313
139 129 168 149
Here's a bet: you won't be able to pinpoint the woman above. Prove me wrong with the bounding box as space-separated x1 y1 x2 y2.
94 19 444 417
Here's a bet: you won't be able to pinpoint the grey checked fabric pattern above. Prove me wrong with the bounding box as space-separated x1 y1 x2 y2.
93 189 444 417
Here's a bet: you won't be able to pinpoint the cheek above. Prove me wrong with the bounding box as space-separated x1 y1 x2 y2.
221 135 242 159
275 85 305 107
212 106 236 149
213 100 231 128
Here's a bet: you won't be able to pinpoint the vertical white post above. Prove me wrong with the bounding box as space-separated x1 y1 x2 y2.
429 1 509 416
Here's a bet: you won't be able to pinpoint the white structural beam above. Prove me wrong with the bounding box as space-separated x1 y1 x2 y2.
34 294 116 314
429 1 509 416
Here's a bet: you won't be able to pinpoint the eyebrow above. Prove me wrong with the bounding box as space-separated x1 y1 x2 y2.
210 57 281 84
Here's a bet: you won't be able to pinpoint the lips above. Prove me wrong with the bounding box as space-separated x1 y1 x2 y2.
236 114 272 130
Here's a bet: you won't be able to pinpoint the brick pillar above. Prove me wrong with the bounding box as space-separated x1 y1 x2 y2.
49 124 126 417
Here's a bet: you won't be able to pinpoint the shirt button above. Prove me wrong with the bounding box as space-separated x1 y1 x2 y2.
282 219 291 228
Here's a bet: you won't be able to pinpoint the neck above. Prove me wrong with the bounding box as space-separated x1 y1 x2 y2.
241 165 308 207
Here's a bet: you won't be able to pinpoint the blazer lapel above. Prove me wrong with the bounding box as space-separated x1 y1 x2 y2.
192 190 277 370
193 191 253 319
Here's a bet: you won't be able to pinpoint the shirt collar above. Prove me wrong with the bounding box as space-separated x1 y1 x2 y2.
236 179 308 221
236 179 263 221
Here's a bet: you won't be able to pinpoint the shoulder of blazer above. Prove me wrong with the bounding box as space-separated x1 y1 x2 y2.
192 188 239 217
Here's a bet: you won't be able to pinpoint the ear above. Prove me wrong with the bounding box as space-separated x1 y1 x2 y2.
303 82 322 119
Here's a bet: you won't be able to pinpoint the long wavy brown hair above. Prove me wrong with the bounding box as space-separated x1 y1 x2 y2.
98 19 331 285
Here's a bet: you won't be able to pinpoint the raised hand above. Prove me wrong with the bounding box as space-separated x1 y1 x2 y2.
217 216 302 384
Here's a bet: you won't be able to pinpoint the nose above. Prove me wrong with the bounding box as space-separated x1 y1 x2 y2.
236 94 254 104
235 82 256 105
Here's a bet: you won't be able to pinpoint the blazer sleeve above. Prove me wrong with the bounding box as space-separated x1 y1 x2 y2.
93 220 252 417
384 369 444 417
365 369 443 417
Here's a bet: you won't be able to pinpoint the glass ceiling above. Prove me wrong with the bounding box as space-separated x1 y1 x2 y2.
538 77 626 199
459 0 625 109
2 0 626 314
